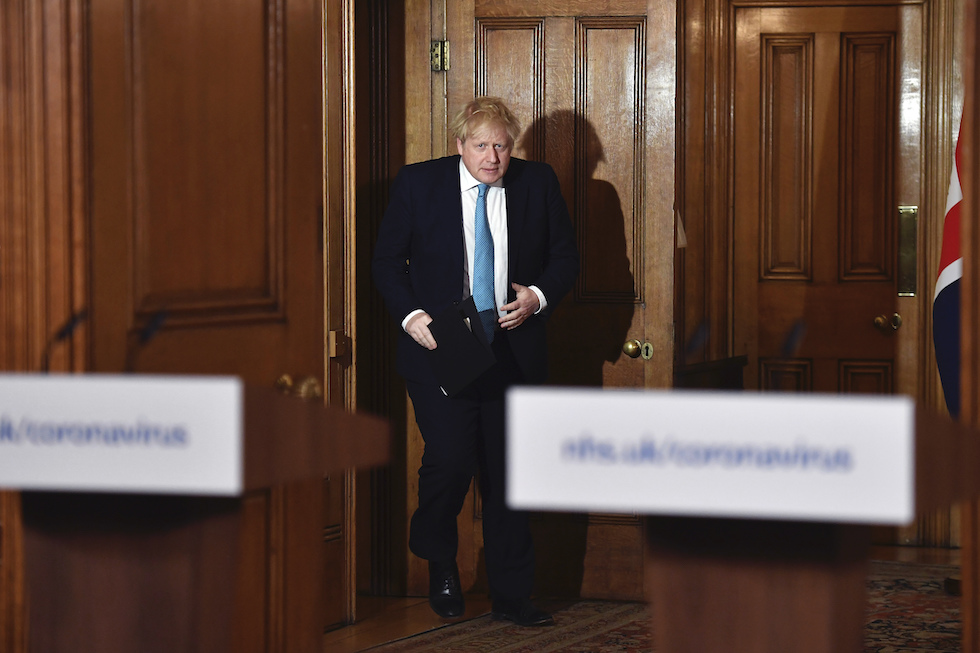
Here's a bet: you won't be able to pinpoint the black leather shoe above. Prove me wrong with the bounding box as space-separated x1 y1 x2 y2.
491 598 554 627
428 560 464 618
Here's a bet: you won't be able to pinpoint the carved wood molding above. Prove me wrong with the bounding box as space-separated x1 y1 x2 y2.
759 34 813 281
475 17 545 124
575 16 647 304
123 0 288 328
475 0 647 15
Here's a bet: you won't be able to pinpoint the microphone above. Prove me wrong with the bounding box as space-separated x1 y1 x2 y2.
40 309 88 372
124 309 169 373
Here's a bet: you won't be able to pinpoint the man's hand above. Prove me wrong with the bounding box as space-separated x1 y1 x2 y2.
499 283 540 330
406 312 437 349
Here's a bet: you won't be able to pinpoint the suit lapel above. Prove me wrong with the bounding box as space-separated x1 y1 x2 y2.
503 159 527 298
437 156 465 283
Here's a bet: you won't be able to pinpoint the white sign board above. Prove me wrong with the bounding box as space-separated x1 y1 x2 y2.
507 388 915 525
0 375 243 496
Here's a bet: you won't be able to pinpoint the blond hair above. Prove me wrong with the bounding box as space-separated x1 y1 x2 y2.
449 96 522 144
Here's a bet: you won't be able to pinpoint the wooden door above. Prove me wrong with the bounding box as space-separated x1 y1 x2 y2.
733 5 921 396
86 0 351 644
439 0 676 601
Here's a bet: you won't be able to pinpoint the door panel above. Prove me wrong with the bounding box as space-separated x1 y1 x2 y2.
442 0 675 601
733 3 930 546
89 0 322 382
87 0 346 641
733 6 917 395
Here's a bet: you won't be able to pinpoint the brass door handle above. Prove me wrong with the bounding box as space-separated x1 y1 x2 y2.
275 374 323 400
873 313 902 331
623 340 654 360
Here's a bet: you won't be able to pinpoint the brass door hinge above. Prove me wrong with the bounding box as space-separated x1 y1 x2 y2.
430 40 450 72
328 330 351 359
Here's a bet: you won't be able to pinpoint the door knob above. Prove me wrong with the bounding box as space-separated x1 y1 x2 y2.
873 313 902 331
623 339 641 358
275 374 323 400
295 376 323 399
622 340 654 360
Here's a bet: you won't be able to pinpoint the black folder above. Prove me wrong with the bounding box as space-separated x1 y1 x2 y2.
426 296 496 396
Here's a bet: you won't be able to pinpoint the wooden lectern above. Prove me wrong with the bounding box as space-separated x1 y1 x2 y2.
644 408 980 653
0 377 389 653
506 389 978 653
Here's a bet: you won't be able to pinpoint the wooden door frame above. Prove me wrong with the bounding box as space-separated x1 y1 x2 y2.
389 0 677 598
323 0 360 623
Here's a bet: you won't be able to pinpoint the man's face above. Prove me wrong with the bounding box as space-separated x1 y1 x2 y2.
457 121 512 185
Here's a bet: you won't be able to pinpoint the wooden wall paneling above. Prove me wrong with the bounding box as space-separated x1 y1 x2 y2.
0 0 31 642
1 0 86 649
924 0 963 413
2 0 43 375
0 0 85 373
677 0 733 367
960 0 980 647
919 0 964 548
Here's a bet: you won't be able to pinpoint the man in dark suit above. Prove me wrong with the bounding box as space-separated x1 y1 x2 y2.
372 96 579 627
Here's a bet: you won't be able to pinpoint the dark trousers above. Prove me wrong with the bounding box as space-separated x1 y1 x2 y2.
406 335 535 602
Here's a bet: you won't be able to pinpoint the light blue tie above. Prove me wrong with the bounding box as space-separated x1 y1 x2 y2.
473 183 496 343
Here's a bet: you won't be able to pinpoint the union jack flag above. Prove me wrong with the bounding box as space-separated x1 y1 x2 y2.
934 123 963 417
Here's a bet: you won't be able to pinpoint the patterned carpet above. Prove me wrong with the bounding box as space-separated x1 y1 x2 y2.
365 561 960 652
865 561 960 652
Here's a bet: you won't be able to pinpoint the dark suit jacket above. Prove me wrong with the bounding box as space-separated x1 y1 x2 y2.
372 155 580 385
